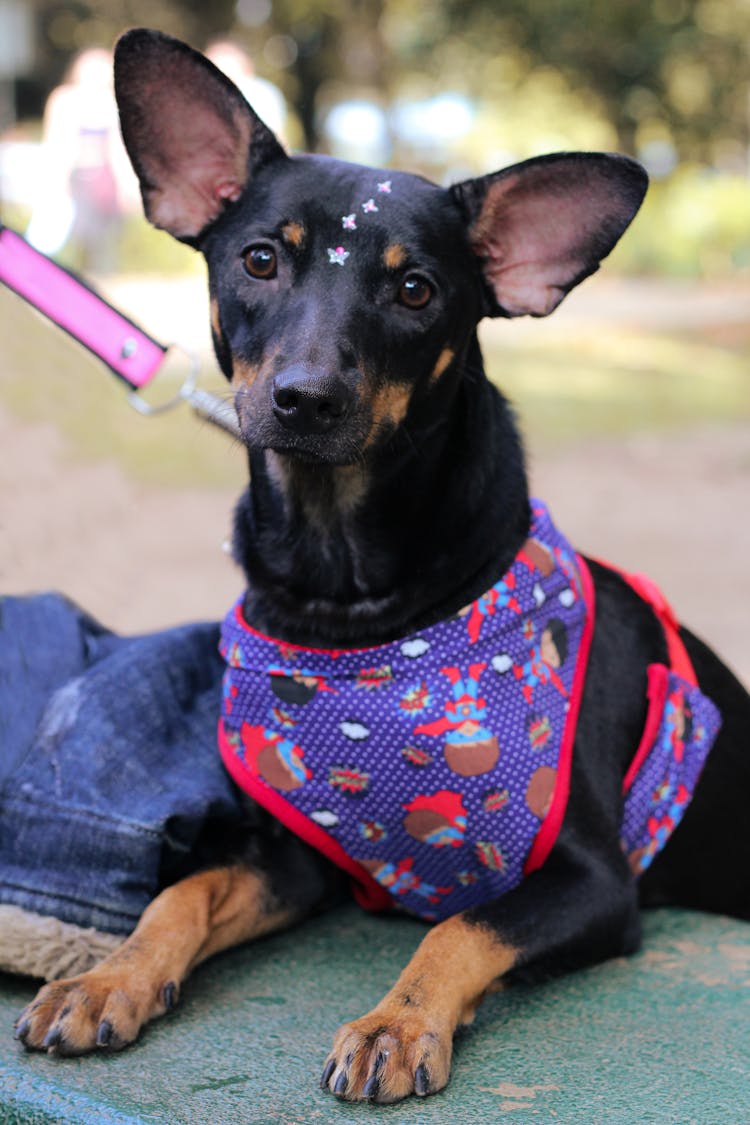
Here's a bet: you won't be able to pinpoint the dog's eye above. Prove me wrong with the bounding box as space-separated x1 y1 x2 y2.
398 274 433 310
243 244 277 279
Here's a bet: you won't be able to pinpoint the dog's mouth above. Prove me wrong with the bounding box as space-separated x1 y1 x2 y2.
236 408 373 466
266 436 363 466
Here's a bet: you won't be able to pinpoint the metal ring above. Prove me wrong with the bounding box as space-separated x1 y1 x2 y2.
125 345 200 417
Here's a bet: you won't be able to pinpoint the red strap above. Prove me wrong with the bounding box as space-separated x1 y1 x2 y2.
524 553 597 875
600 563 697 687
622 663 669 793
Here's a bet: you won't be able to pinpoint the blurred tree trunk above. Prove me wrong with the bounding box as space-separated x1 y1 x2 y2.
274 0 386 150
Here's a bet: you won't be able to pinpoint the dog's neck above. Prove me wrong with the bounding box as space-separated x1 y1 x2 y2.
232 337 530 647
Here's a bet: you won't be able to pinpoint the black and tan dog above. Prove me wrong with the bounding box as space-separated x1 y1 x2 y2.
15 29 749 1103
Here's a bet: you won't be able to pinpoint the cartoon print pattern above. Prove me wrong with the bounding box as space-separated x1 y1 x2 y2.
218 500 720 921
621 672 720 874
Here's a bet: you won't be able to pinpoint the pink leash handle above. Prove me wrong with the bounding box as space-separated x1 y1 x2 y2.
0 225 166 389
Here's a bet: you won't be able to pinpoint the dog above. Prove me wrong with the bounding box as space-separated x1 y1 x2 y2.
14 28 750 1104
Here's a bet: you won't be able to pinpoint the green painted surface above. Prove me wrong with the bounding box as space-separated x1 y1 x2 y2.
0 907 748 1124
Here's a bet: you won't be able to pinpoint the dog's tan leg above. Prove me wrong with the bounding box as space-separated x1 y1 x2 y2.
322 914 518 1103
15 864 296 1055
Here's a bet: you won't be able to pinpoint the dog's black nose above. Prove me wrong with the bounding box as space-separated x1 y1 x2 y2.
272 368 352 435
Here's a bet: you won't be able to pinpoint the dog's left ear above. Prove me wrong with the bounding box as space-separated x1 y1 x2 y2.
452 153 647 317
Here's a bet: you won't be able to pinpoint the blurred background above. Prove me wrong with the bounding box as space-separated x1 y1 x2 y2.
0 0 748 682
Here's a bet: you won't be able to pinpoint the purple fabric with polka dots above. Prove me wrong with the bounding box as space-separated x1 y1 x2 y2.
620 669 721 875
218 500 721 920
219 501 592 921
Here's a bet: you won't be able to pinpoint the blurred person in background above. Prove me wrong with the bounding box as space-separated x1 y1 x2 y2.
26 47 137 272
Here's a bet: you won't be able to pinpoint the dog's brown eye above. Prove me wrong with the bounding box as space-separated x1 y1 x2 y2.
243 244 277 279
399 274 433 309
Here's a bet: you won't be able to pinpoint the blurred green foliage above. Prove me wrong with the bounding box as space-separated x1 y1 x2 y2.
612 169 750 277
8 0 750 280
22 0 750 163
402 0 750 164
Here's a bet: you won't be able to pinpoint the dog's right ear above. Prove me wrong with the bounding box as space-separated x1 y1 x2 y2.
114 29 286 244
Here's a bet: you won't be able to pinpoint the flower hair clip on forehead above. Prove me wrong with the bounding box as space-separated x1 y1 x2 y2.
327 246 350 266
327 180 395 265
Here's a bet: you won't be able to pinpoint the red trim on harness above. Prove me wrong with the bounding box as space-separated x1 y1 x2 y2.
524 553 596 875
597 562 697 688
620 571 697 687
218 719 393 913
622 663 669 794
596 560 702 798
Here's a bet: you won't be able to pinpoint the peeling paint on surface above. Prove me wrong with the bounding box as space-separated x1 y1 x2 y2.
480 1080 560 1112
641 938 750 986
189 1074 251 1094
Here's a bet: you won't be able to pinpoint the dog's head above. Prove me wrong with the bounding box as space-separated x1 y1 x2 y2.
115 29 647 467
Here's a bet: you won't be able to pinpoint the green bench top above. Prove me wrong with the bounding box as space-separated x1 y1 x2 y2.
0 906 747 1124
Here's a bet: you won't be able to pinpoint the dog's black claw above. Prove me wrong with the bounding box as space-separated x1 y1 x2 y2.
333 1070 348 1097
362 1073 380 1100
14 1018 30 1043
362 1050 386 1100
414 1062 430 1096
320 1058 336 1089
96 1020 113 1047
162 981 178 1011
42 1026 62 1050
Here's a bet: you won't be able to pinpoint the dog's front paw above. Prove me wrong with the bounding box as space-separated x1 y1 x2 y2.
14 969 177 1056
321 1009 453 1103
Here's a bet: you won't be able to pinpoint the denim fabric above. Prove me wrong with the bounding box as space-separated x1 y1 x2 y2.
0 594 244 934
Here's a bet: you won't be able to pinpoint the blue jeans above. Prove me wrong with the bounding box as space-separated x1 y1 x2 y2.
0 593 244 934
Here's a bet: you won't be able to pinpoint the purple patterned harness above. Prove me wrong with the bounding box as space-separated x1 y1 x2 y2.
218 501 721 921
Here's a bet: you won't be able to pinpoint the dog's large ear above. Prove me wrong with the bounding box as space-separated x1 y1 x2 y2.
451 153 647 317
114 29 286 243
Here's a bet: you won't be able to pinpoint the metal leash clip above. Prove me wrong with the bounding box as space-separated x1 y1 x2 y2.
127 348 241 439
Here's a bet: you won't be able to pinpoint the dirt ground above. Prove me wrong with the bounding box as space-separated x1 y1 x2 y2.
1 274 749 687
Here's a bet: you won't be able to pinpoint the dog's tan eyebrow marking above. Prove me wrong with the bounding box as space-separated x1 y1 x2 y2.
383 243 407 270
281 220 306 249
430 347 455 383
